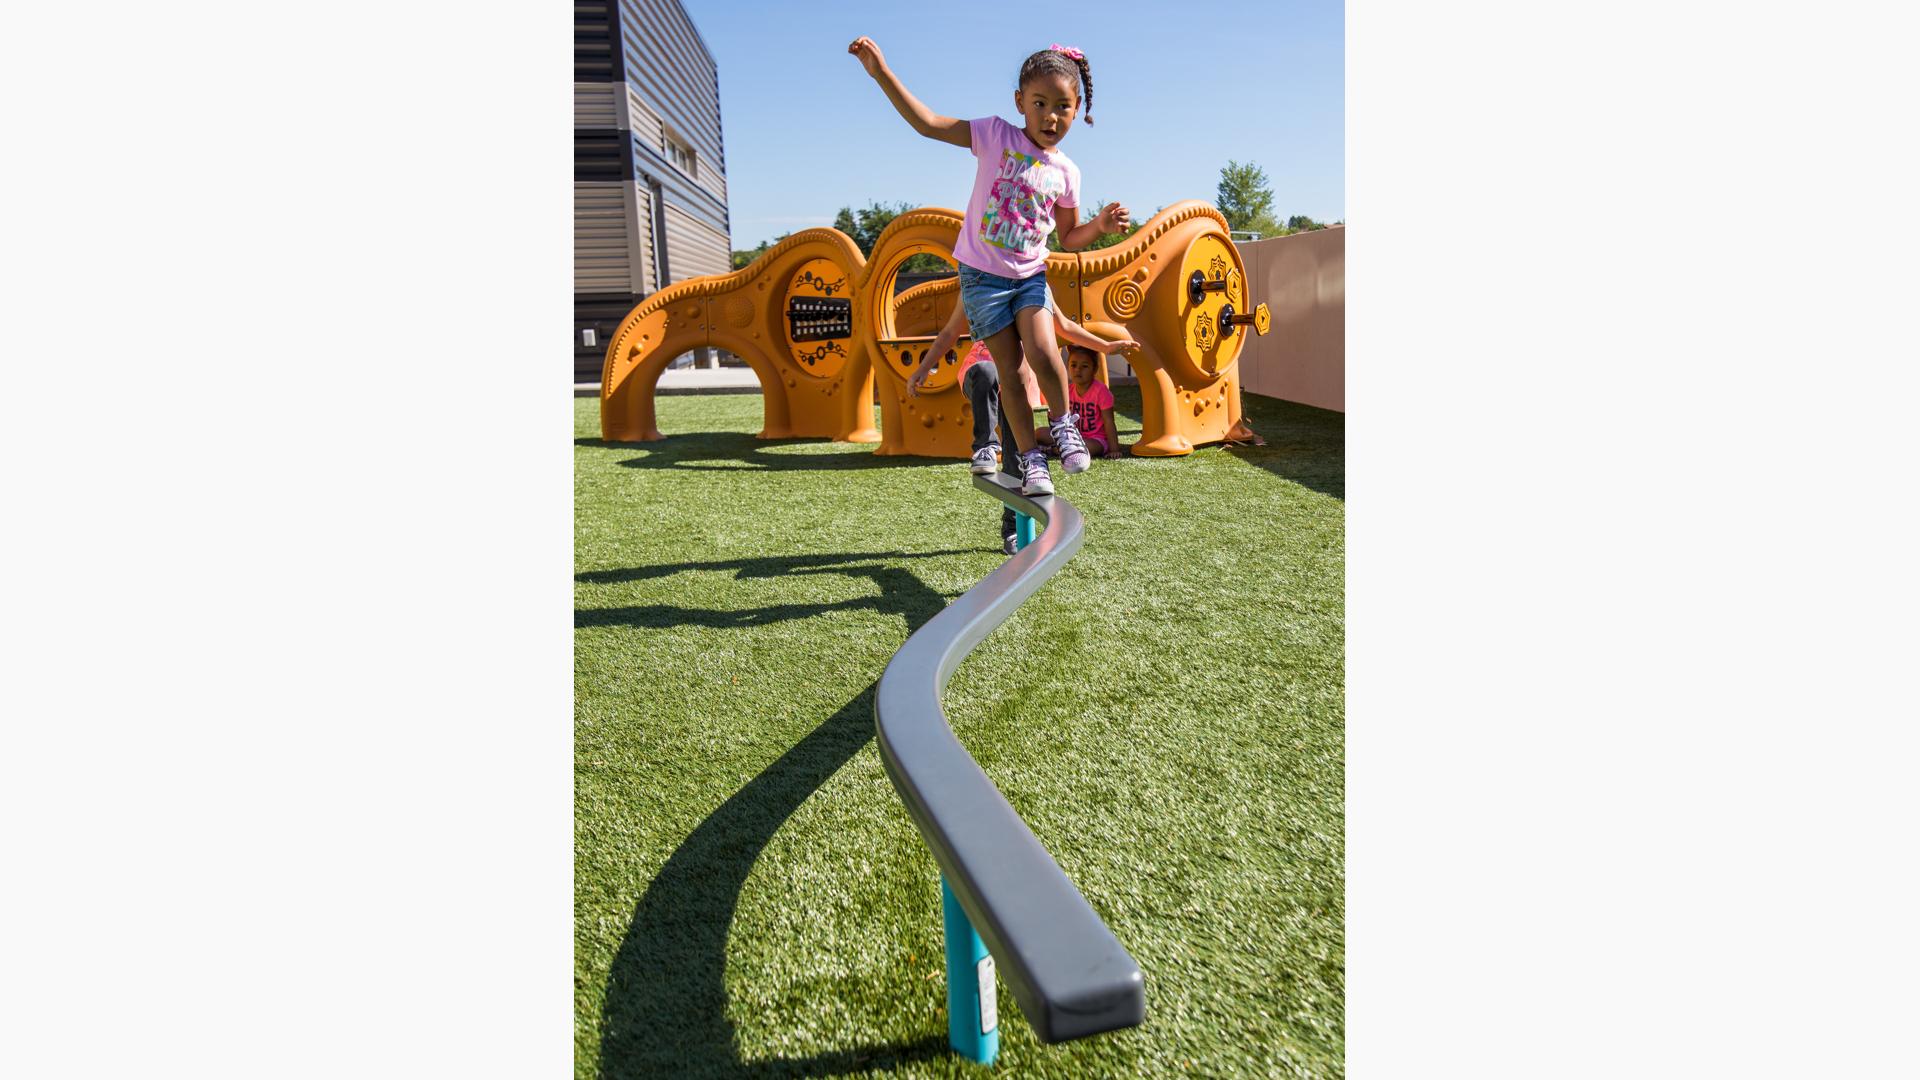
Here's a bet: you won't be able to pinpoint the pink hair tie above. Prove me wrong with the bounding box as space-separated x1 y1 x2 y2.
1049 43 1084 60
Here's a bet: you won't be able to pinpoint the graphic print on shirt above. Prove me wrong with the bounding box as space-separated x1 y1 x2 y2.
979 149 1066 253
1070 392 1108 443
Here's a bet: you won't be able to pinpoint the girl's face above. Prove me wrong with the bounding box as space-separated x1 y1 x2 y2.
1016 72 1078 150
1069 352 1096 389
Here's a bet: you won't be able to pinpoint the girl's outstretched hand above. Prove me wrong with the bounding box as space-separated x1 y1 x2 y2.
848 36 886 77
906 365 931 396
1102 335 1142 353
1094 201 1132 234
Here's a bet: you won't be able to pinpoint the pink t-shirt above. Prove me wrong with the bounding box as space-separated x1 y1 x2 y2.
953 116 1081 280
1069 379 1115 446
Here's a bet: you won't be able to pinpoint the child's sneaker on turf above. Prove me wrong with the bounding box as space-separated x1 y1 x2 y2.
1050 413 1091 474
1019 449 1053 496
970 445 999 475
1002 534 1018 556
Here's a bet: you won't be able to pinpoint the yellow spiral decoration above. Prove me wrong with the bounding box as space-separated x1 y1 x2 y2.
1104 275 1145 320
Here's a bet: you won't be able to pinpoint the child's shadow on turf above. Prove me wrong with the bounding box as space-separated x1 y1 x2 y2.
576 433 952 472
586 551 968 1077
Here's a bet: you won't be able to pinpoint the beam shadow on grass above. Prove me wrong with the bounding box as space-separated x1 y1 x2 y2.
575 551 974 631
576 432 952 473
577 550 974 587
589 552 961 1078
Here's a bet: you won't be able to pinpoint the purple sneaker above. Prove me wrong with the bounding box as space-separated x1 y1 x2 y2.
1019 449 1053 496
1051 413 1091 474
970 445 999 475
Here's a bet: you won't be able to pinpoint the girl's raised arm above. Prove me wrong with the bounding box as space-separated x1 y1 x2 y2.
848 37 970 149
1055 201 1132 251
1051 312 1139 355
907 303 969 396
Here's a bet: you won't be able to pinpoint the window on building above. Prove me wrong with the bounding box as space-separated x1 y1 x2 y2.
663 131 696 178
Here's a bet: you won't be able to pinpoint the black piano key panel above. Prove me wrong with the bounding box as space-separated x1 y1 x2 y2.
786 296 852 343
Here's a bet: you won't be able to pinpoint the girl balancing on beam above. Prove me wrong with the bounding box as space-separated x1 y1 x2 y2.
850 35 1131 495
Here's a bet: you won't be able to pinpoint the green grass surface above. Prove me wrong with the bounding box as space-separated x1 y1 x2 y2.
576 386 1344 1078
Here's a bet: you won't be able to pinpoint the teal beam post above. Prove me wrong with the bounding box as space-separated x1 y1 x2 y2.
1014 512 1035 552
942 876 999 1064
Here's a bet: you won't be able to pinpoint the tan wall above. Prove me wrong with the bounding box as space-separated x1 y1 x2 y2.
617 0 728 209
574 82 618 129
575 182 636 293
1235 227 1345 413
661 202 729 283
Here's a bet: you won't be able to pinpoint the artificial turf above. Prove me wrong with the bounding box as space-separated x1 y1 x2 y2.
575 384 1344 1078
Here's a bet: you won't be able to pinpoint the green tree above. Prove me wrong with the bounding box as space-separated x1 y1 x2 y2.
730 231 789 271
829 201 907 256
1287 214 1327 232
805 205 938 270
854 202 902 252
1247 211 1287 239
832 200 949 272
1216 161 1276 234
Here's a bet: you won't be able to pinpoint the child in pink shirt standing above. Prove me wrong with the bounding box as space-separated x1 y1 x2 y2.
849 36 1130 496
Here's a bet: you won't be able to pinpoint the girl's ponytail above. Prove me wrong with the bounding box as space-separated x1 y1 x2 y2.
1068 53 1093 125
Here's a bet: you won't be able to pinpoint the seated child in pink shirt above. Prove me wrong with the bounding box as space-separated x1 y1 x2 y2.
1064 345 1122 458
905 296 1134 473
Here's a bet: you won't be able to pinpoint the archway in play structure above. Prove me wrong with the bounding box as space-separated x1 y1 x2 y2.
599 229 878 444
857 208 1113 459
852 208 981 458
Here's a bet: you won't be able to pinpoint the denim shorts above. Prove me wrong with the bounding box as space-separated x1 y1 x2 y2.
958 264 1053 343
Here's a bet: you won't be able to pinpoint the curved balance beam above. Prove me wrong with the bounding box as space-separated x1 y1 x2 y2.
875 475 1145 1061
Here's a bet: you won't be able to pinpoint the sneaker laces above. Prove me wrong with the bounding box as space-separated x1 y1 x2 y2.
1052 415 1087 457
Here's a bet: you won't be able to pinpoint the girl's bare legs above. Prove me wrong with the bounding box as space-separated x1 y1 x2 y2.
984 325 1038 454
1014 305 1070 419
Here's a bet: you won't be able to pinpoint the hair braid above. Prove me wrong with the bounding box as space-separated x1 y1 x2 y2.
1071 55 1093 125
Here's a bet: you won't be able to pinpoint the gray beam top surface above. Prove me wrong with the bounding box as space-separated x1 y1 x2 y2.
875 473 1145 1044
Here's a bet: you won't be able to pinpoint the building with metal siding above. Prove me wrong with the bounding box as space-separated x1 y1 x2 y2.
574 0 730 383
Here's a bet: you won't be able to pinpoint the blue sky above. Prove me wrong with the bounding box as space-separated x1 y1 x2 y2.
679 0 1343 249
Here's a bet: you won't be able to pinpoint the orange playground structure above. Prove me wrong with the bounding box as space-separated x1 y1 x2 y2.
599 200 1270 456
599 229 878 444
